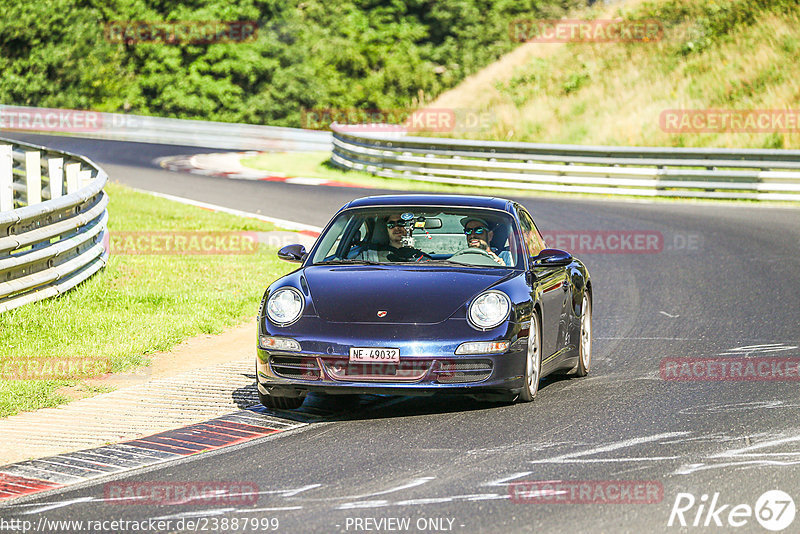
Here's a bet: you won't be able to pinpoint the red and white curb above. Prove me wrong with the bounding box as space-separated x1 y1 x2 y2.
0 408 305 503
157 152 369 189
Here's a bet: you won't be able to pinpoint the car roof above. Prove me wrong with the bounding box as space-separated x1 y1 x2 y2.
341 194 514 212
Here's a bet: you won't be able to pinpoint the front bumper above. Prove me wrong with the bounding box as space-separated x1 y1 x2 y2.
256 344 527 399
257 315 529 398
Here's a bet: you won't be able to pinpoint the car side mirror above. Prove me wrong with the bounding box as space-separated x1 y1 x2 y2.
278 244 307 263
531 248 572 268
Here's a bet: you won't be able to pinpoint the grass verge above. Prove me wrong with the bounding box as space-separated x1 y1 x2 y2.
0 181 295 418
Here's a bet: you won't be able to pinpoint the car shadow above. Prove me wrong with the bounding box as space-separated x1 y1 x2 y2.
233 371 576 422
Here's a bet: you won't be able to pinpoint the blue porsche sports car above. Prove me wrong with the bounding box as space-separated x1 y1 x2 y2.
256 195 592 409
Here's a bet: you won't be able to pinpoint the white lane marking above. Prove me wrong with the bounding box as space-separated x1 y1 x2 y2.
730 452 800 457
21 497 93 514
337 494 509 510
152 508 236 520
675 459 800 475
659 311 679 318
128 188 323 233
308 477 435 502
394 497 467 506
550 456 680 463
672 432 800 475
338 500 389 510
678 401 800 415
711 433 800 458
465 494 509 501
482 471 533 487
348 477 435 499
277 484 323 497
527 432 690 464
240 506 304 512
717 343 798 356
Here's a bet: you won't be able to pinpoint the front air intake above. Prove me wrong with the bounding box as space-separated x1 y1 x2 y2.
434 360 493 383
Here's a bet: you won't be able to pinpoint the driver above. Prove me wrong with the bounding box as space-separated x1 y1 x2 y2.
385 214 407 250
461 217 510 266
357 214 426 262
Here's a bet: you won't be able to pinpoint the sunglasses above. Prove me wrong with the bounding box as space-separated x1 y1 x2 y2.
464 226 488 236
386 220 408 229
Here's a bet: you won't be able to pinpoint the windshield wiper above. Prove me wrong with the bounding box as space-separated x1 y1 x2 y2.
315 259 383 265
423 259 507 267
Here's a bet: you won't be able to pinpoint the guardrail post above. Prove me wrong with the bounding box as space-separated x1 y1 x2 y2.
0 144 11 211
79 170 93 189
25 151 42 206
48 157 64 199
65 163 80 194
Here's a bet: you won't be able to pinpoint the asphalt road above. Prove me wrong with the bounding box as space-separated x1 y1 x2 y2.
3 134 800 533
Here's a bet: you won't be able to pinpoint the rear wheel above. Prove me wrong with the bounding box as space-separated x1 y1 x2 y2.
518 311 542 402
258 389 305 410
575 293 592 377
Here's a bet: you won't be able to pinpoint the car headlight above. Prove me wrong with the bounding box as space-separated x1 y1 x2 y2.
267 287 304 326
468 290 511 330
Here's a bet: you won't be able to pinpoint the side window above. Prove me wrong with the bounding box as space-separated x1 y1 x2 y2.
532 221 546 252
343 219 370 257
518 208 544 257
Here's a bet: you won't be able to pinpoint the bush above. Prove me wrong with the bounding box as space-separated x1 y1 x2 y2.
0 0 582 126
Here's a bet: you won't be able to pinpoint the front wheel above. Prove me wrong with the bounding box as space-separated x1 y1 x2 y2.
575 293 592 377
258 389 305 410
518 311 542 402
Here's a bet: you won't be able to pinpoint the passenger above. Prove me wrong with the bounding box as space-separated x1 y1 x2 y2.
461 217 511 266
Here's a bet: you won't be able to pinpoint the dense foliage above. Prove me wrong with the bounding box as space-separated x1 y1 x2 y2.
0 0 580 127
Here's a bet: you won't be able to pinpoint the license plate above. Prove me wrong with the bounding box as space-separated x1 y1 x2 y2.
349 347 400 363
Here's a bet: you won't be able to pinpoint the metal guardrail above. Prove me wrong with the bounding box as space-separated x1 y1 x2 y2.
0 105 331 152
331 126 800 201
0 137 108 313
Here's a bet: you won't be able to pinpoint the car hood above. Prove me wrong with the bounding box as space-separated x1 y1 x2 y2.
303 265 515 324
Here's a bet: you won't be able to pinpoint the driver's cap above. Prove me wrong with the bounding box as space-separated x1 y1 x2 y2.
460 216 491 229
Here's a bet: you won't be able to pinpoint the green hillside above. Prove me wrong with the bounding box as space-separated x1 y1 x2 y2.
430 0 800 148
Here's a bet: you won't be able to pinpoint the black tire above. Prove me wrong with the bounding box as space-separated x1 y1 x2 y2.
258 389 305 410
575 292 592 377
518 311 542 402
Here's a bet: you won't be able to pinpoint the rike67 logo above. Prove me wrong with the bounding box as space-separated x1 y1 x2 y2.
668 490 796 531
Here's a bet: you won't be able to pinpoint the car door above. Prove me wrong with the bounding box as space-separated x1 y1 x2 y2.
517 206 569 359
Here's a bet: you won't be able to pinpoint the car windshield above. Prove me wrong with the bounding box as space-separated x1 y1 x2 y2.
310 207 521 268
